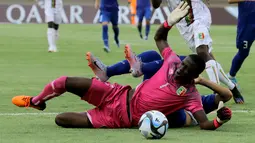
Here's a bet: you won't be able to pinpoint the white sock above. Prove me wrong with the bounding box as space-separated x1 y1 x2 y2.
205 60 220 84
47 28 56 50
55 29 59 40
216 62 235 90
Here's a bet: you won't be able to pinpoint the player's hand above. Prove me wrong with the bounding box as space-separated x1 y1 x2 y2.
167 1 190 26
216 101 232 124
194 76 203 84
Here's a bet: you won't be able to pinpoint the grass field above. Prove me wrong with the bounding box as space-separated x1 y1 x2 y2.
0 24 254 143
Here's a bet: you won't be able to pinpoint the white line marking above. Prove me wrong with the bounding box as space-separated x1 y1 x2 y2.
0 110 253 116
0 112 59 116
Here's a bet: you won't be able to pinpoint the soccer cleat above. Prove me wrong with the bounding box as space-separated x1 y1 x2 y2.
48 47 57 53
86 52 109 82
144 36 148 40
228 73 241 91
12 95 46 110
124 44 143 77
231 86 244 104
103 46 111 53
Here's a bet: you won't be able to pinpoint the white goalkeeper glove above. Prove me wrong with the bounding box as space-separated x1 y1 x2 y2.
167 1 190 26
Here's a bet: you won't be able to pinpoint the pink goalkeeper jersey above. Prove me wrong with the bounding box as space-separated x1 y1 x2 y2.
130 47 203 126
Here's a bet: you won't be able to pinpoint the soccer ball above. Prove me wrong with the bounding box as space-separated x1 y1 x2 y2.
138 110 169 139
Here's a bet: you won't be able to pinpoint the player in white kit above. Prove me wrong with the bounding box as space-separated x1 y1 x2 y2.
151 0 244 104
37 0 63 52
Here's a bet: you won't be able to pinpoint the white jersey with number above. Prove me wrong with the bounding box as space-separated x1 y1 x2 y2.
166 0 213 53
37 0 63 24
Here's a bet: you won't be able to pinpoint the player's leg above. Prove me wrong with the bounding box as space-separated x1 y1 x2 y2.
86 47 162 81
194 25 243 103
55 112 93 128
12 76 93 110
229 25 255 86
136 8 144 39
100 11 111 52
194 31 220 84
110 10 120 48
166 109 195 128
45 0 57 52
144 7 152 40
50 4 62 52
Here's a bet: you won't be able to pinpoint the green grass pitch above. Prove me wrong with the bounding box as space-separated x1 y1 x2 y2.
0 24 254 143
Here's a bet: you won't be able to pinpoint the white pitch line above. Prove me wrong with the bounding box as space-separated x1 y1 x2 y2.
0 112 59 116
0 110 253 116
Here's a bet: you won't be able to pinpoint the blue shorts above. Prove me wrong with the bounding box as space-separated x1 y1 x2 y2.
136 7 151 22
100 10 119 25
167 94 217 128
236 12 255 49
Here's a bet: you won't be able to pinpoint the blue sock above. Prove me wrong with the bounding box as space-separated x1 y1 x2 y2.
178 55 186 61
112 25 119 45
102 25 109 47
230 48 250 77
145 24 150 37
107 60 130 77
142 60 164 81
106 50 162 77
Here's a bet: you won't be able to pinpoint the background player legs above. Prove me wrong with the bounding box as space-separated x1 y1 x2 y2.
144 7 151 40
111 10 120 48
102 21 110 52
137 9 144 39
47 22 58 52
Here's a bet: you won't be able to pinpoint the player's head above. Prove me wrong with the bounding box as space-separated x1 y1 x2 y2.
175 54 205 84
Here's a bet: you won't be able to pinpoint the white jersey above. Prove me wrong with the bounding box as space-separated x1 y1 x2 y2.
37 0 63 24
166 0 213 53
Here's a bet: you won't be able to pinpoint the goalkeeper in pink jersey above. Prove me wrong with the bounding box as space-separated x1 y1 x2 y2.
12 2 231 130
85 45 233 128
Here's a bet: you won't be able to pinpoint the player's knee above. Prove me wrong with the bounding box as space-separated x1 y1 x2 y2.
55 113 69 128
53 24 59 30
223 90 233 103
47 22 54 28
102 22 108 25
146 20 150 25
196 45 211 61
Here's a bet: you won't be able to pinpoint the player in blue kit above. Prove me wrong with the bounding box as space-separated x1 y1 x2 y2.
136 0 152 40
95 0 120 53
228 0 255 97
85 45 232 128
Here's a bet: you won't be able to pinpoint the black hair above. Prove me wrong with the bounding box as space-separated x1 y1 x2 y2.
188 54 206 75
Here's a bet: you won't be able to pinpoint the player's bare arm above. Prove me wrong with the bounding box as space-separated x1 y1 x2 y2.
228 0 244 4
195 77 233 103
193 102 232 130
151 0 162 8
154 2 190 54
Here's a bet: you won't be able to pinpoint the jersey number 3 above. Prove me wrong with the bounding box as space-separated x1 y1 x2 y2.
243 41 248 49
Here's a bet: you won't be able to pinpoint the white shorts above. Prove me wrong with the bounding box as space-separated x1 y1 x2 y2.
44 0 63 24
176 1 213 53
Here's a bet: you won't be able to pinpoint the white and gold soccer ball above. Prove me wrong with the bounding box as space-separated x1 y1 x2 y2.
138 110 169 139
